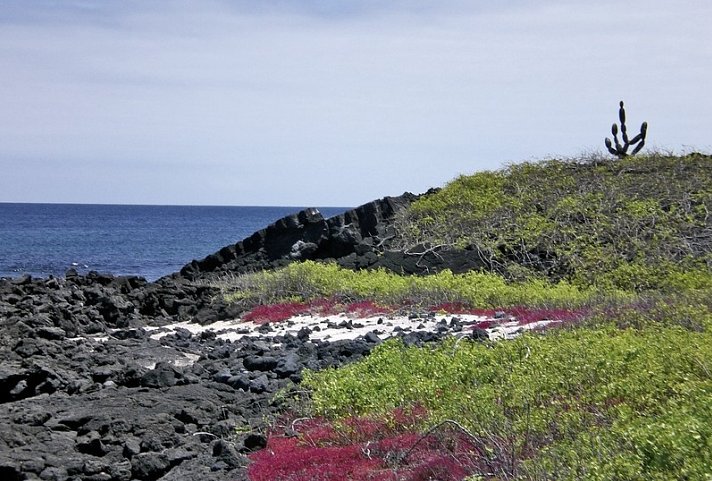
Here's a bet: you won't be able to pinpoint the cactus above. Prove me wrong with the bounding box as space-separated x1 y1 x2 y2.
605 101 647 158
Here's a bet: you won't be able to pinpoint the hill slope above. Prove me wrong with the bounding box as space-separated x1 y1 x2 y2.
394 152 712 289
185 153 711 293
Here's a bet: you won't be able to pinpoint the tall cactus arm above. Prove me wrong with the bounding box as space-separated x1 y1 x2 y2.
630 122 648 155
612 123 625 153
628 122 648 144
619 101 626 124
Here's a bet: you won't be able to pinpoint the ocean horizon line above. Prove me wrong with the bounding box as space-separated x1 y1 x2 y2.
0 201 350 209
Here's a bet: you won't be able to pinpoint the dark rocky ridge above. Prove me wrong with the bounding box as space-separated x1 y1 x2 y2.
177 189 486 280
178 192 420 279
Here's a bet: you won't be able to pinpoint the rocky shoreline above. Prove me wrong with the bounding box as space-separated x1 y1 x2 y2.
0 194 432 481
0 192 515 481
177 190 489 280
0 274 487 481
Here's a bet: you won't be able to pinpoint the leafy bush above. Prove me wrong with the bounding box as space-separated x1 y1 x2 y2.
302 310 712 479
394 152 712 290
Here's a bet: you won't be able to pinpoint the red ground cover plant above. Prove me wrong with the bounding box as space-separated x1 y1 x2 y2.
430 303 586 330
473 319 499 329
506 306 587 325
248 407 484 481
344 300 391 318
432 303 586 324
305 298 341 315
242 299 394 324
471 307 586 329
430 302 495 317
242 299 586 329
242 302 311 324
304 298 392 318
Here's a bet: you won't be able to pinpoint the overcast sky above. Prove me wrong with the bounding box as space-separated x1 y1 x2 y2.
1 1 710 207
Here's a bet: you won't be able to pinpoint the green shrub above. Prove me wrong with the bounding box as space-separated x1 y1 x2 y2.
395 153 712 290
302 318 712 479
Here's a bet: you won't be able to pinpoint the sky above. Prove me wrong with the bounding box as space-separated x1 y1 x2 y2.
1 1 711 207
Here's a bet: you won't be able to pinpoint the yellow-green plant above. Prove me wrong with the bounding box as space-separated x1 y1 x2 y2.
219 260 607 310
303 315 712 480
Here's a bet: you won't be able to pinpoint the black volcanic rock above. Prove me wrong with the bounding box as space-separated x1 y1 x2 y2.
174 188 489 281
177 192 423 280
243 355 278 372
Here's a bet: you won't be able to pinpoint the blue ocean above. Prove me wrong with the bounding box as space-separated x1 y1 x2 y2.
0 203 348 281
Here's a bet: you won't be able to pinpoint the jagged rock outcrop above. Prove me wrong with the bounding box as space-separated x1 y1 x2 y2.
178 191 469 280
177 192 420 280
177 189 490 280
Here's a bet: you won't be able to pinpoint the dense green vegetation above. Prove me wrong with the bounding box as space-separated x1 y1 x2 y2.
303 297 712 479
394 152 712 289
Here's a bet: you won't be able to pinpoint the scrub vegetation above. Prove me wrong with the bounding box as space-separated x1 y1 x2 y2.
225 260 606 313
394 152 712 290
234 152 712 480
300 312 712 480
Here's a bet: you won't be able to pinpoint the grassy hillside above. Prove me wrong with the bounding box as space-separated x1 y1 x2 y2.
222 153 711 315
394 152 712 290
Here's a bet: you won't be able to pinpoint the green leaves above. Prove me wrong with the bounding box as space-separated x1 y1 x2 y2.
303 316 712 480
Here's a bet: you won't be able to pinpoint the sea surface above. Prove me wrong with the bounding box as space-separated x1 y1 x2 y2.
0 203 348 281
